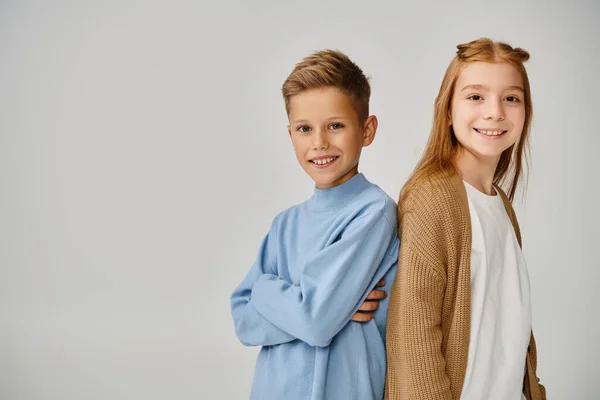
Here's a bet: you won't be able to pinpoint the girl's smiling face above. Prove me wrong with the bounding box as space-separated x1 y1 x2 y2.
450 61 526 162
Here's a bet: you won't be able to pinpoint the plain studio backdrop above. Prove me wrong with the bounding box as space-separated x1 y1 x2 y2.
1 0 599 399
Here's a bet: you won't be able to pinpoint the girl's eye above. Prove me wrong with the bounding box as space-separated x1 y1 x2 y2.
505 96 520 103
329 123 343 130
468 95 483 101
297 125 311 133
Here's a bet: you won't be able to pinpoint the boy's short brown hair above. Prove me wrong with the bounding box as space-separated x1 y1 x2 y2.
282 49 371 123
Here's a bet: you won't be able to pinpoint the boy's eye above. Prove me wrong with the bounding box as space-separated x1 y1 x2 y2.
329 123 343 130
296 125 311 133
468 94 483 101
505 96 520 103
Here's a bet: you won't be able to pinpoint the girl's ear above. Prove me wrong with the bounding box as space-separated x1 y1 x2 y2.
362 115 378 147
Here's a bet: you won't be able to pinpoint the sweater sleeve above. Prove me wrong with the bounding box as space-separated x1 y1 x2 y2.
250 210 396 347
230 224 297 347
385 191 453 400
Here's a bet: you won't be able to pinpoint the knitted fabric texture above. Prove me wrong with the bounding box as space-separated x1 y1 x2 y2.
385 172 545 400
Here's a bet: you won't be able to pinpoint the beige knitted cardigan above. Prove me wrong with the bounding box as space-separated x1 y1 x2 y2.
385 172 545 400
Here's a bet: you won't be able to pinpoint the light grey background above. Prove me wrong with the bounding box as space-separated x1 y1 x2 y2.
1 1 598 399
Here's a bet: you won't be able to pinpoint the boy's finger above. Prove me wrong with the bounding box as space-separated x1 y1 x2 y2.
375 279 385 287
350 312 373 322
357 300 379 312
365 289 387 300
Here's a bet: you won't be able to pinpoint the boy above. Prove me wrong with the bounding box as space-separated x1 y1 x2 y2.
230 49 399 400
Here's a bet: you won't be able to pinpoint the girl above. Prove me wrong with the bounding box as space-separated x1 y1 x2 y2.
385 39 546 400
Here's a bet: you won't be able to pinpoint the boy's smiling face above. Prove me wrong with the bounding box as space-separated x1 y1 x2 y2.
287 86 377 190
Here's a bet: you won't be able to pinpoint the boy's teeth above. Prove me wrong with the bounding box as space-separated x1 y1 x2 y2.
314 157 335 165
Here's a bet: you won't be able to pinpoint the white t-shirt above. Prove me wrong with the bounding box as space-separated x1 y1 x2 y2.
460 181 532 400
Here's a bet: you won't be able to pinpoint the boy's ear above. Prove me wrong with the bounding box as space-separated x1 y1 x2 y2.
362 115 378 147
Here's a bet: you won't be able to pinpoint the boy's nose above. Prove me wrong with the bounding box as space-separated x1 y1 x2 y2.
312 130 329 150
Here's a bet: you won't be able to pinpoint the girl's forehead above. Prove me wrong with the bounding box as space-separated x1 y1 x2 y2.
456 62 524 90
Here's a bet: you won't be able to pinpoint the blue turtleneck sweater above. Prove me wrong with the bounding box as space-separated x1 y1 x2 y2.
231 173 399 400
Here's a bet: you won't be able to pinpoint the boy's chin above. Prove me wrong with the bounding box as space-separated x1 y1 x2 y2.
312 175 343 190
312 172 358 190
313 179 337 190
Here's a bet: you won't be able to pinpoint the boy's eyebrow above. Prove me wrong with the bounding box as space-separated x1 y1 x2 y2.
291 119 309 125
461 84 524 93
291 116 348 125
325 116 347 121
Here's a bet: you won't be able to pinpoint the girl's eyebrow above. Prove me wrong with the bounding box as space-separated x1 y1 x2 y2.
461 84 524 93
506 85 525 93
461 84 487 92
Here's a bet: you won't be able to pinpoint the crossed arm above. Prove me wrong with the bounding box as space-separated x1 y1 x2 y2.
231 212 393 347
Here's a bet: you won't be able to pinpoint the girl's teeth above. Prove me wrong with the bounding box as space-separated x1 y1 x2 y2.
477 129 504 136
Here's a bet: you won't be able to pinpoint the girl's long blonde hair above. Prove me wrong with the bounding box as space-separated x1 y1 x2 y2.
401 38 532 203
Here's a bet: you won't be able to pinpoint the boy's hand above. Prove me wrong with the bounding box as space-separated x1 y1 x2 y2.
350 279 387 322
